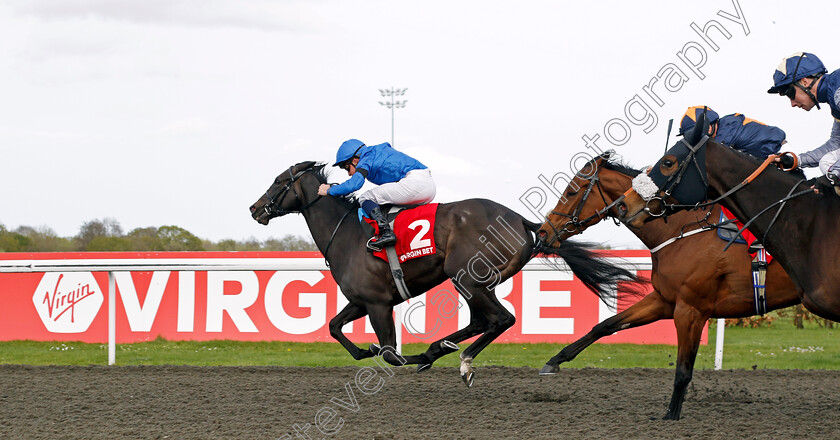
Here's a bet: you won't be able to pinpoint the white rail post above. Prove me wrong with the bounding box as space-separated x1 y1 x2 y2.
108 271 116 365
714 318 725 370
394 303 403 355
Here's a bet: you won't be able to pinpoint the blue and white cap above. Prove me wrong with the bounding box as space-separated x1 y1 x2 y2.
767 52 827 94
333 139 365 166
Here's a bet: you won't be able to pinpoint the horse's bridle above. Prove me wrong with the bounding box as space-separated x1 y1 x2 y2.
261 165 353 266
543 163 624 246
643 136 800 215
641 135 711 217
263 166 323 218
635 136 812 249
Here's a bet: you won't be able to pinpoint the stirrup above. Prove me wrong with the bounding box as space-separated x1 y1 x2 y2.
366 235 395 252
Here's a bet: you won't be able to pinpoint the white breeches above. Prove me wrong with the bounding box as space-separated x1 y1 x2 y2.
359 169 436 206
818 149 840 176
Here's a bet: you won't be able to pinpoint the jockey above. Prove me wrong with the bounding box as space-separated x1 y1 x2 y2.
678 105 786 158
767 52 840 196
317 139 436 250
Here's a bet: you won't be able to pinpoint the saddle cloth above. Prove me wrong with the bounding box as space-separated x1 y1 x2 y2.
362 203 439 263
718 206 773 263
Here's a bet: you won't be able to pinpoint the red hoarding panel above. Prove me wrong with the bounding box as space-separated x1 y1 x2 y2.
0 251 704 345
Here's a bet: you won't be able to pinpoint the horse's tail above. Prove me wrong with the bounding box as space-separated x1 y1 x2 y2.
522 219 543 232
534 239 648 305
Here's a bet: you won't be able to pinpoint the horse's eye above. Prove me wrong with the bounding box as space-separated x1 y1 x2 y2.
662 159 675 168
567 191 578 197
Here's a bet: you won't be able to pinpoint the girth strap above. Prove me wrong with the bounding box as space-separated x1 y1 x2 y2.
384 245 412 301
751 243 768 315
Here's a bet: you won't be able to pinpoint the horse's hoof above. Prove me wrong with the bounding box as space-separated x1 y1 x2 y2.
381 350 404 366
459 355 475 387
539 364 559 376
461 370 475 387
417 363 432 373
661 413 680 421
369 343 381 355
440 340 459 354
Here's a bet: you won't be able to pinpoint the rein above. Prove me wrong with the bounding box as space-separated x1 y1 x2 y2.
263 166 324 217
262 165 357 267
722 181 813 251
321 207 355 267
637 136 812 252
665 152 787 211
544 166 624 245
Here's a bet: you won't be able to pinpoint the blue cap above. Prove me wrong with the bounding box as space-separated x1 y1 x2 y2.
768 52 827 94
333 139 365 166
678 106 719 136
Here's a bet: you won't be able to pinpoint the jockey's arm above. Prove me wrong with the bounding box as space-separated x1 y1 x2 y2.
328 171 366 196
799 119 840 172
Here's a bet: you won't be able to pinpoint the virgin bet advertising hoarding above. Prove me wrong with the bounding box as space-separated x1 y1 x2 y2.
0 251 702 345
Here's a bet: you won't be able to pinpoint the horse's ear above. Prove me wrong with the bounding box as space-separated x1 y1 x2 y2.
601 150 614 160
686 111 707 145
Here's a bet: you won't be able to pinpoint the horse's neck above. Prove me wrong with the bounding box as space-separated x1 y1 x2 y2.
704 141 825 255
301 197 365 257
605 170 705 249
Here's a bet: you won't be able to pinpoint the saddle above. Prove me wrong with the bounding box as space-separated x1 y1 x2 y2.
715 210 747 245
358 203 439 301
358 204 422 236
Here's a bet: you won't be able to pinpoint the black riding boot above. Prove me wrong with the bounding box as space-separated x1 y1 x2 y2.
369 207 397 250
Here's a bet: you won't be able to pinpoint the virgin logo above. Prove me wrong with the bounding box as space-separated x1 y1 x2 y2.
32 273 103 333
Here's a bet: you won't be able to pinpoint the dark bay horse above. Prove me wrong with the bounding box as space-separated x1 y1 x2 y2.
535 151 800 420
619 113 840 323
250 161 639 385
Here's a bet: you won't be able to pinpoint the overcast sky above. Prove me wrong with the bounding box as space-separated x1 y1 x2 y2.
1 0 837 248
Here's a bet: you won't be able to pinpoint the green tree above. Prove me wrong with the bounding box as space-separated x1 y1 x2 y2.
86 236 132 251
13 226 74 252
157 226 204 251
127 227 164 251
76 218 124 251
264 235 317 251
0 224 30 252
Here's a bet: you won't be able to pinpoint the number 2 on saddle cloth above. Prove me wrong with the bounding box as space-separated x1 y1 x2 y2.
362 203 439 263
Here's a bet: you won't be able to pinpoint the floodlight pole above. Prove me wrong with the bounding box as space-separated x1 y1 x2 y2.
378 88 408 354
378 87 407 146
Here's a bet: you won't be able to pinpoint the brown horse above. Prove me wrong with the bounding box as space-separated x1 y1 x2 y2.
250 161 639 386
536 151 800 420
618 113 840 325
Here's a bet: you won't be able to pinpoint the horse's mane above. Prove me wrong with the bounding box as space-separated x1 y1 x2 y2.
314 162 361 209
601 157 643 177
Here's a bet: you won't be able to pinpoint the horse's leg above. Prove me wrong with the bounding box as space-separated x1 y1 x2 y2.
455 288 516 387
410 301 491 373
540 290 673 375
328 302 376 360
366 304 406 367
662 301 707 421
